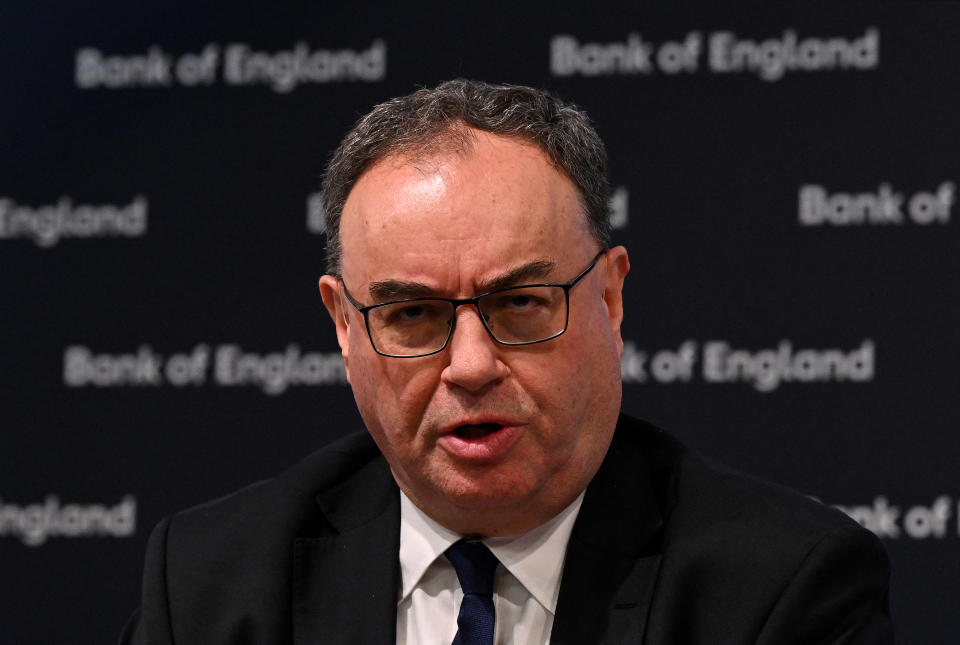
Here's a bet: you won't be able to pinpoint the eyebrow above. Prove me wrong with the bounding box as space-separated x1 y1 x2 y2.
476 259 556 294
367 279 436 302
366 259 557 303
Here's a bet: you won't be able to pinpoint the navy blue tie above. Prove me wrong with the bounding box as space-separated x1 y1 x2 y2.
445 540 499 645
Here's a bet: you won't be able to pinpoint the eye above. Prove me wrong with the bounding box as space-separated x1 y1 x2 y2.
381 301 449 326
506 294 535 310
395 304 426 322
487 289 550 312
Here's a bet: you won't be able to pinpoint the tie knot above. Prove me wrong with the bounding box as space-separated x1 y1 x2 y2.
445 540 499 596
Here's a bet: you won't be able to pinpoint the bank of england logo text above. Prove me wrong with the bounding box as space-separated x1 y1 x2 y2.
0 196 147 247
799 182 954 227
833 495 960 541
75 41 387 92
63 343 347 394
551 28 878 81
621 339 875 392
0 495 136 547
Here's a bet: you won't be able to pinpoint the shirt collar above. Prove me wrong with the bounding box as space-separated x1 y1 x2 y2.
398 490 585 614
398 492 462 602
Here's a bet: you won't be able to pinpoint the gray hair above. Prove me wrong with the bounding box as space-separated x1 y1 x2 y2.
321 79 611 274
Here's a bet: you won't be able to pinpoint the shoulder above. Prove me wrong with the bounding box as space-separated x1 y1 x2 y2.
153 431 388 594
124 431 391 643
165 430 385 546
613 415 892 641
613 414 871 551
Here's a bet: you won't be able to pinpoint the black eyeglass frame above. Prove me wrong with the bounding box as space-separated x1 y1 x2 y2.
338 249 608 358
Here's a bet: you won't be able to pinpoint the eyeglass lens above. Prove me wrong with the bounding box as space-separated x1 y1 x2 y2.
366 285 568 356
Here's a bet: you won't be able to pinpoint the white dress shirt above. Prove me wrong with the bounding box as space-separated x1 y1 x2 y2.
396 490 585 645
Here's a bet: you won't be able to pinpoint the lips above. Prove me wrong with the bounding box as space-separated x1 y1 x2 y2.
437 420 523 461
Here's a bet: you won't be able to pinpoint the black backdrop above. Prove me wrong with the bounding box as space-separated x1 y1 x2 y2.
2 3 958 643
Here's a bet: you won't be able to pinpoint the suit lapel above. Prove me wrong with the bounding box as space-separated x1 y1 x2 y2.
551 418 666 644
292 456 400 645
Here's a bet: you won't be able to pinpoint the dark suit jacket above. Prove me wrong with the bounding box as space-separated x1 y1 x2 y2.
120 415 893 644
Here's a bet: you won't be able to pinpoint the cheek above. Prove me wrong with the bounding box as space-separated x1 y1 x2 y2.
350 346 441 441
548 304 622 414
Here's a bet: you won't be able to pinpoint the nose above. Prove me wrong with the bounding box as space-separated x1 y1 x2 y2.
440 305 509 392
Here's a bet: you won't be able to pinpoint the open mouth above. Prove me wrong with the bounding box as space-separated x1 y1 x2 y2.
439 422 520 460
453 423 504 439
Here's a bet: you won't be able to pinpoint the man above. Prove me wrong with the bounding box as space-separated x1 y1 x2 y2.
121 80 892 644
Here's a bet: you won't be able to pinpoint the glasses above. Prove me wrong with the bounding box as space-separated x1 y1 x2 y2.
339 250 607 358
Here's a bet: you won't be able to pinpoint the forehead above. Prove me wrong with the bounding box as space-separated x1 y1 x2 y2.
338 131 592 290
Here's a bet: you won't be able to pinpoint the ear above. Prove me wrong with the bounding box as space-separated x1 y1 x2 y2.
318 274 352 383
599 246 630 357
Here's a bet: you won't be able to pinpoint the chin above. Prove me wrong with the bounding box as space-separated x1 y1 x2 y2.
437 469 534 511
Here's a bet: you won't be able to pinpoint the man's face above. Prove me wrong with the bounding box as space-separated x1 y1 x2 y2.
319 130 629 536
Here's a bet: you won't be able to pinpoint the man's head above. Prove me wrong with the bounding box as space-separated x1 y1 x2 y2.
318 80 630 536
321 79 612 276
